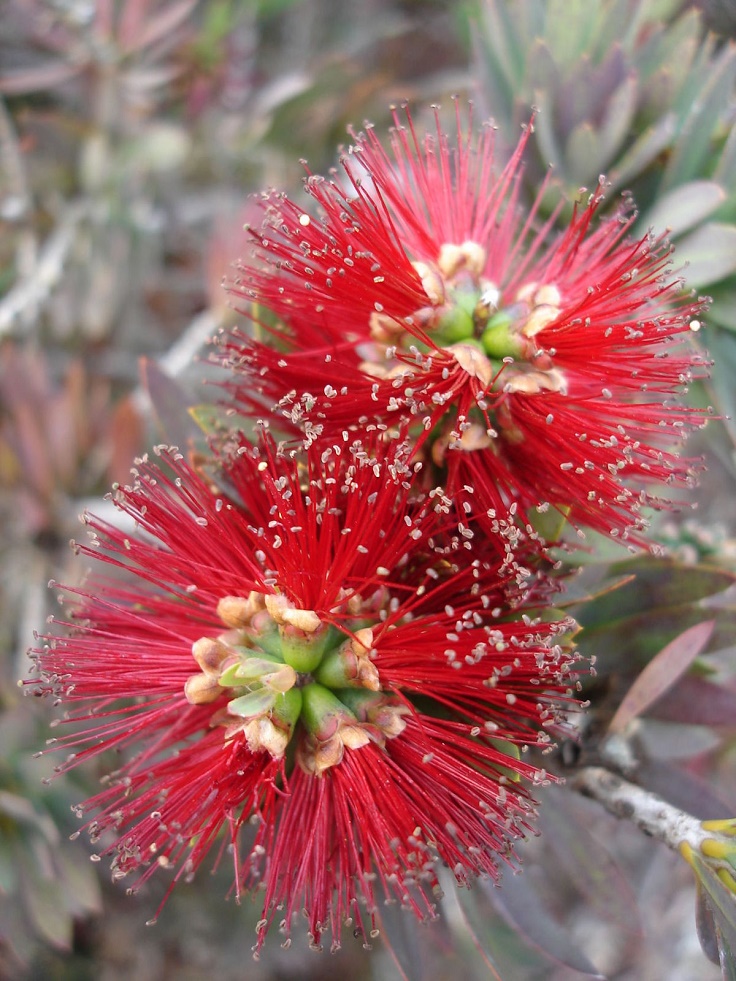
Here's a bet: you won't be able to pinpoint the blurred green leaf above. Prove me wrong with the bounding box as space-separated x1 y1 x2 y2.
56 846 102 919
689 852 736 973
0 837 18 895
641 181 726 238
125 122 191 175
608 113 677 191
21 861 73 951
661 43 736 191
574 558 736 628
676 223 736 289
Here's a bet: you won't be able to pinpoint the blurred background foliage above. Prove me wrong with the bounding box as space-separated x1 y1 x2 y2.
2 1 736 978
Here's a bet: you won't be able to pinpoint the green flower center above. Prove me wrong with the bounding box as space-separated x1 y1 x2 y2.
365 239 567 398
184 591 408 774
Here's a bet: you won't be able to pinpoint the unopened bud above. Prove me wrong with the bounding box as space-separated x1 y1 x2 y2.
438 241 487 280
240 688 303 758
503 366 567 395
337 689 411 741
217 592 264 628
184 673 223 705
450 343 494 388
264 594 321 633
192 636 232 676
521 303 561 337
412 260 445 305
313 628 379 691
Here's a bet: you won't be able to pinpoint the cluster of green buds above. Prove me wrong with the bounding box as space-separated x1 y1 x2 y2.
184 590 409 774
364 238 567 400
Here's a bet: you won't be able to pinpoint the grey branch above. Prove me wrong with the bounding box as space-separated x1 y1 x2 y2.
0 200 89 339
571 766 708 854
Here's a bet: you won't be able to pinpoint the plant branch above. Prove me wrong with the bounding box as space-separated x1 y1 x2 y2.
0 200 89 338
571 765 708 855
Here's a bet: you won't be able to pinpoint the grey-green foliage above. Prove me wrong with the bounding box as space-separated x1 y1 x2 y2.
473 0 736 303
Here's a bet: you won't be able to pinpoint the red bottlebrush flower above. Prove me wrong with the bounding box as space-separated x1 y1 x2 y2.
221 103 709 546
29 434 575 952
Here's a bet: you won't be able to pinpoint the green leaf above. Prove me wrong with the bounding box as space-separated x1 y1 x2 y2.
703 328 736 449
56 845 102 917
475 0 525 105
714 124 736 191
596 72 639 171
565 122 603 185
532 88 565 173
21 864 72 950
574 558 736 629
641 181 726 238
676 222 736 289
689 852 736 974
608 112 677 192
226 689 276 718
0 836 18 894
124 123 191 175
487 737 521 782
662 44 736 189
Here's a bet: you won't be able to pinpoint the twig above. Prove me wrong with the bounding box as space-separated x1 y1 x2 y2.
158 307 220 378
571 765 709 855
0 96 36 277
0 199 89 339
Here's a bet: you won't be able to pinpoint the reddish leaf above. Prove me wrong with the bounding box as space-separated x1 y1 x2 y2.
0 62 83 95
121 0 198 54
607 620 715 735
648 675 736 728
108 395 145 486
635 759 734 820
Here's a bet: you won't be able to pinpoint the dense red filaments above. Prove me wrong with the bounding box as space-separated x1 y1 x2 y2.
29 437 575 951
220 104 708 546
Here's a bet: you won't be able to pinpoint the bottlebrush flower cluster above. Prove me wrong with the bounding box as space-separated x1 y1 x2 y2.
29 104 706 953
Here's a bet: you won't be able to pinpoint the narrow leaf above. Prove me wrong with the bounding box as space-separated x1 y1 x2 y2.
608 620 715 734
121 0 198 54
635 759 733 820
689 851 736 975
641 181 726 238
697 878 725 966
675 222 736 288
540 787 642 941
483 871 605 978
574 559 735 629
648 675 736 728
139 357 199 449
0 62 82 94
